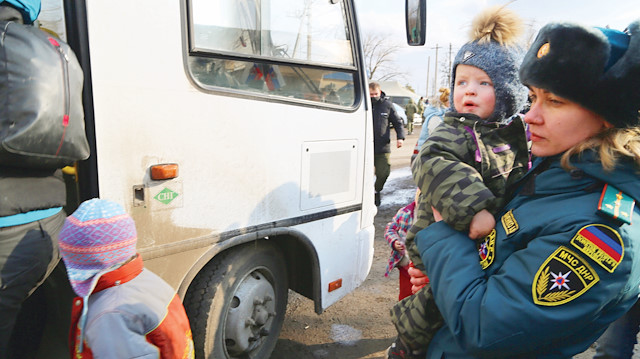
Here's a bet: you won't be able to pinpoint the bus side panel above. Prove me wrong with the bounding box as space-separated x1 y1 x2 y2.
84 0 374 306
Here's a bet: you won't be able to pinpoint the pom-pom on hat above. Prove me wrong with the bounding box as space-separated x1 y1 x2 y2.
450 5 529 122
519 21 640 128
59 199 137 297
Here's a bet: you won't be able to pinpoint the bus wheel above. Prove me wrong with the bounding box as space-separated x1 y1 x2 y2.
184 242 288 359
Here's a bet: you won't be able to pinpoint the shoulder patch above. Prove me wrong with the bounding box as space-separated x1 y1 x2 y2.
533 246 599 306
570 224 624 273
501 210 519 235
478 229 496 269
598 184 635 224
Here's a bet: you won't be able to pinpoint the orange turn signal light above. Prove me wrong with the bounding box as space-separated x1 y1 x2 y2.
328 279 342 292
150 163 179 180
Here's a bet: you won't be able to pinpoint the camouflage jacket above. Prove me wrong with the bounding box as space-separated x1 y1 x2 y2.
407 112 530 269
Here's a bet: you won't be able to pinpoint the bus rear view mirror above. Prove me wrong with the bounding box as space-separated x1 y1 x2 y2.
406 0 426 46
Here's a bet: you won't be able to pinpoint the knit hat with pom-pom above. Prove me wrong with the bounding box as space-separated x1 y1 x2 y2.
450 5 529 122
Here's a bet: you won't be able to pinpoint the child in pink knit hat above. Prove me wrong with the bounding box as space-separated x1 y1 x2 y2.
59 198 194 358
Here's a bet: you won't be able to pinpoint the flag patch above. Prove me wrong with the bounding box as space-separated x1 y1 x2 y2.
571 224 623 273
533 246 599 306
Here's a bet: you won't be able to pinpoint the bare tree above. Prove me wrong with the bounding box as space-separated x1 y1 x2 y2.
363 33 406 82
522 20 540 49
438 60 450 88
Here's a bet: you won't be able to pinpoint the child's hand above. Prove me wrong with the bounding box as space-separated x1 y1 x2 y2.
393 241 405 252
468 209 496 240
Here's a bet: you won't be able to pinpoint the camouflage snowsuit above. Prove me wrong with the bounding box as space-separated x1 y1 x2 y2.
391 112 530 352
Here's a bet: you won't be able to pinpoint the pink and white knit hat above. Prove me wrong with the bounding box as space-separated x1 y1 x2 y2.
59 198 137 297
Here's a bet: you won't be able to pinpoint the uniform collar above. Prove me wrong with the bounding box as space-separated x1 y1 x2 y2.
518 152 640 201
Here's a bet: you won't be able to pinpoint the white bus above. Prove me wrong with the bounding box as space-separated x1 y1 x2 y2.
15 0 425 358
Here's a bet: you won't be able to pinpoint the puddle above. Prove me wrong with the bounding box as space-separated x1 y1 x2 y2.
379 166 416 208
330 324 363 346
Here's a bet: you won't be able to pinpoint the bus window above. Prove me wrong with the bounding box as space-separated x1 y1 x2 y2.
186 0 357 107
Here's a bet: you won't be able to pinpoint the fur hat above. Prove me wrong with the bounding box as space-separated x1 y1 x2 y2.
450 6 529 122
59 198 137 297
520 21 640 128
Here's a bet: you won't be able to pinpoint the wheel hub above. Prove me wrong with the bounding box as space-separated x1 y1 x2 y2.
225 271 276 356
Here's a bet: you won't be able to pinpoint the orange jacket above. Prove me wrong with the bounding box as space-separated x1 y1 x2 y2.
69 255 194 358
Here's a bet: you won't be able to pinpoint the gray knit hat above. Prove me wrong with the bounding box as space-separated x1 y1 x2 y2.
450 6 528 122
520 21 640 128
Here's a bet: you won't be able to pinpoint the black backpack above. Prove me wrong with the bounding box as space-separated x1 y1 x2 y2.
0 21 89 169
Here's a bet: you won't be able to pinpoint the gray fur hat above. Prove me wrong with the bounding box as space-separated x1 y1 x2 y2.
450 6 529 122
519 21 640 128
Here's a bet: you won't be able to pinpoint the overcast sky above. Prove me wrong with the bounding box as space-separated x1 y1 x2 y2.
353 0 640 97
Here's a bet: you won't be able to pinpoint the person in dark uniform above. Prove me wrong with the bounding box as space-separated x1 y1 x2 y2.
407 18 640 358
369 81 405 206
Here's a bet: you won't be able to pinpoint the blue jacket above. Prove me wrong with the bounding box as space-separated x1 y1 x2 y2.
416 152 640 358
417 106 446 148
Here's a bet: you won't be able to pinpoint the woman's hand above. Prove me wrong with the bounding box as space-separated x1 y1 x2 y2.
408 265 429 294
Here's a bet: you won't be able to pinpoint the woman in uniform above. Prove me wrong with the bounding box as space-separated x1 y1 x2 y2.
409 19 640 358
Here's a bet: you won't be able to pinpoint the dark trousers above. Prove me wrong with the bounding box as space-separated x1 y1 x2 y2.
0 210 64 357
594 298 640 358
374 153 391 193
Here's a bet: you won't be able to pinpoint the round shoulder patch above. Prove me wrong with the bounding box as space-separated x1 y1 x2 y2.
570 224 623 273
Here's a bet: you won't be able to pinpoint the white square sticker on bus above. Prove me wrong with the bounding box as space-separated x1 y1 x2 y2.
300 140 358 211
149 181 184 210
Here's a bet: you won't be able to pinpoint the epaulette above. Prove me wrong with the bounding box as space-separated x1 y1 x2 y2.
597 184 635 224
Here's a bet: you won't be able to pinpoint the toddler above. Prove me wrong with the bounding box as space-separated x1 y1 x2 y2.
387 6 531 359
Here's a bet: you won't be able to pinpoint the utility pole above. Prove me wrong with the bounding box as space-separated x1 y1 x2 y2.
433 43 440 95
426 56 430 97
447 43 453 86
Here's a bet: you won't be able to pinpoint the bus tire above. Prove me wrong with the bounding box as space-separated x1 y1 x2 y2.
184 242 288 359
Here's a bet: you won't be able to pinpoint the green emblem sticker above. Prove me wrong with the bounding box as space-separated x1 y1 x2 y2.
154 188 179 204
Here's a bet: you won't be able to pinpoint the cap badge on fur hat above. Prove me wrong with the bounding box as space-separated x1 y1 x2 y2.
537 43 550 58
59 199 138 297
